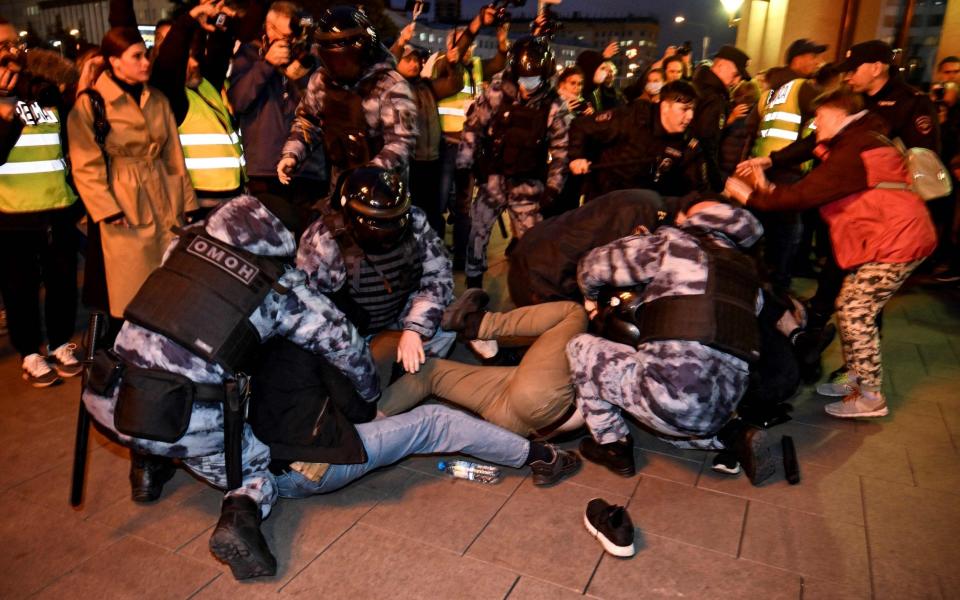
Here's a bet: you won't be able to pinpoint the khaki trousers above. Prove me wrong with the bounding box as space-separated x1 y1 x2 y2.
379 302 587 436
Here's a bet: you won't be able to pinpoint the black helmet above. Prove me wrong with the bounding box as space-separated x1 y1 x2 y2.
314 5 379 84
339 167 411 254
507 36 555 83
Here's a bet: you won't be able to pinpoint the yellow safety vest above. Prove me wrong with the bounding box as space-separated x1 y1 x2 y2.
0 102 76 213
179 78 245 192
437 57 485 134
752 78 816 165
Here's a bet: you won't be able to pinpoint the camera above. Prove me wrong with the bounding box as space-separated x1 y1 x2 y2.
0 41 27 71
675 40 692 57
214 13 229 30
490 0 526 26
288 14 318 67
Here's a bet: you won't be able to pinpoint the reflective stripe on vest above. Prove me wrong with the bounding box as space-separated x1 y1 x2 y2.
437 57 485 133
753 79 809 158
179 79 244 192
0 103 76 214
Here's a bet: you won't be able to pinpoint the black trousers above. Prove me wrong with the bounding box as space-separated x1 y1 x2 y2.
410 158 445 237
0 223 78 358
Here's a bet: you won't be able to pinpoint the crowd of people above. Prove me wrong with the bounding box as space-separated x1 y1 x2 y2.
1 0 958 581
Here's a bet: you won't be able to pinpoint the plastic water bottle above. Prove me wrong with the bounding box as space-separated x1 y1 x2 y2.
437 460 502 484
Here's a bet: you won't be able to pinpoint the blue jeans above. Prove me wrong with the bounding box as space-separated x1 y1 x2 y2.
275 404 531 497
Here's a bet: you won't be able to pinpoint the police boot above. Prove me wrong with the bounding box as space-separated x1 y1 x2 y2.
129 450 176 503
579 434 636 477
209 495 277 580
718 419 776 486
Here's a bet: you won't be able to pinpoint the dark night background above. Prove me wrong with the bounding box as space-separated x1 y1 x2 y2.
459 0 739 57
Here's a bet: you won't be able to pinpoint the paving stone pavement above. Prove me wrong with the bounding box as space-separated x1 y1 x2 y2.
1 231 959 600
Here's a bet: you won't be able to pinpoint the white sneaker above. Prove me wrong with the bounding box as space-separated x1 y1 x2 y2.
22 353 61 387
825 389 889 419
50 343 83 378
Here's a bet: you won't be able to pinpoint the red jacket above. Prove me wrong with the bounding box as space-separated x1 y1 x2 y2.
750 112 937 269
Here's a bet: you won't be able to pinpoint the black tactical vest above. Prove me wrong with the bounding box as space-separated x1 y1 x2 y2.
595 230 760 363
321 72 386 171
123 229 288 372
322 211 423 335
486 90 556 180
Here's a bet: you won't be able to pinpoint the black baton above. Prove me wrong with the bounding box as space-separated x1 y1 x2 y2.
223 378 246 491
71 311 105 507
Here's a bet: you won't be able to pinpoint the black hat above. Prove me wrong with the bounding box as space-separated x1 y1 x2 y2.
838 40 893 72
786 39 828 63
713 45 751 81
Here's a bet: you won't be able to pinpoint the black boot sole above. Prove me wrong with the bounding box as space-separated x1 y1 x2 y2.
579 440 636 478
209 526 278 580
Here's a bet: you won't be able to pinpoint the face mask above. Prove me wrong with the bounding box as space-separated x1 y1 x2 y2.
645 81 663 96
518 75 542 91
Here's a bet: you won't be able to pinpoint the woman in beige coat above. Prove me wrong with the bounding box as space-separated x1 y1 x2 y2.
68 27 197 318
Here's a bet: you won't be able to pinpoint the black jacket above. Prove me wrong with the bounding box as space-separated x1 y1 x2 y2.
569 100 708 199
508 189 678 305
248 337 373 465
691 65 731 191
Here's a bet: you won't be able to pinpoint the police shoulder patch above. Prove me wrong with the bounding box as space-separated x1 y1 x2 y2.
914 115 933 135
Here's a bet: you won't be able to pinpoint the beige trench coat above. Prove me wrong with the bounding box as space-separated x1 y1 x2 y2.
68 73 198 317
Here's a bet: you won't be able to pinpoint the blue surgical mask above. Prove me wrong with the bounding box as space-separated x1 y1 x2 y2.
518 75 543 91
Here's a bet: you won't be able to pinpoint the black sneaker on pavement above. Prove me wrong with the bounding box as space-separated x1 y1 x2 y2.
711 452 741 475
530 444 582 486
584 498 636 557
579 434 636 477
21 353 61 388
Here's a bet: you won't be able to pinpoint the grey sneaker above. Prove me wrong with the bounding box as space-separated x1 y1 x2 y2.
825 390 889 418
816 370 857 397
50 343 83 378
22 353 61 387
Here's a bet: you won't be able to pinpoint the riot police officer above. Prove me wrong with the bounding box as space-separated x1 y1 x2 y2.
566 198 776 485
568 80 709 201
278 5 417 193
456 35 571 289
82 193 379 580
297 167 454 383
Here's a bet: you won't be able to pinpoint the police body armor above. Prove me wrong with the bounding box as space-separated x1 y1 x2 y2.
594 231 760 363
322 209 423 335
321 72 386 171
480 90 556 181
124 228 288 371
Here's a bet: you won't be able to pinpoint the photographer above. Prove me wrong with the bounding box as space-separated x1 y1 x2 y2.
148 1 244 217
390 23 463 236
0 20 84 388
229 0 323 233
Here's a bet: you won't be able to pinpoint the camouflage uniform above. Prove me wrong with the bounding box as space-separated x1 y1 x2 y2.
297 205 456 378
566 204 764 450
456 74 571 278
82 195 379 517
281 60 418 185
